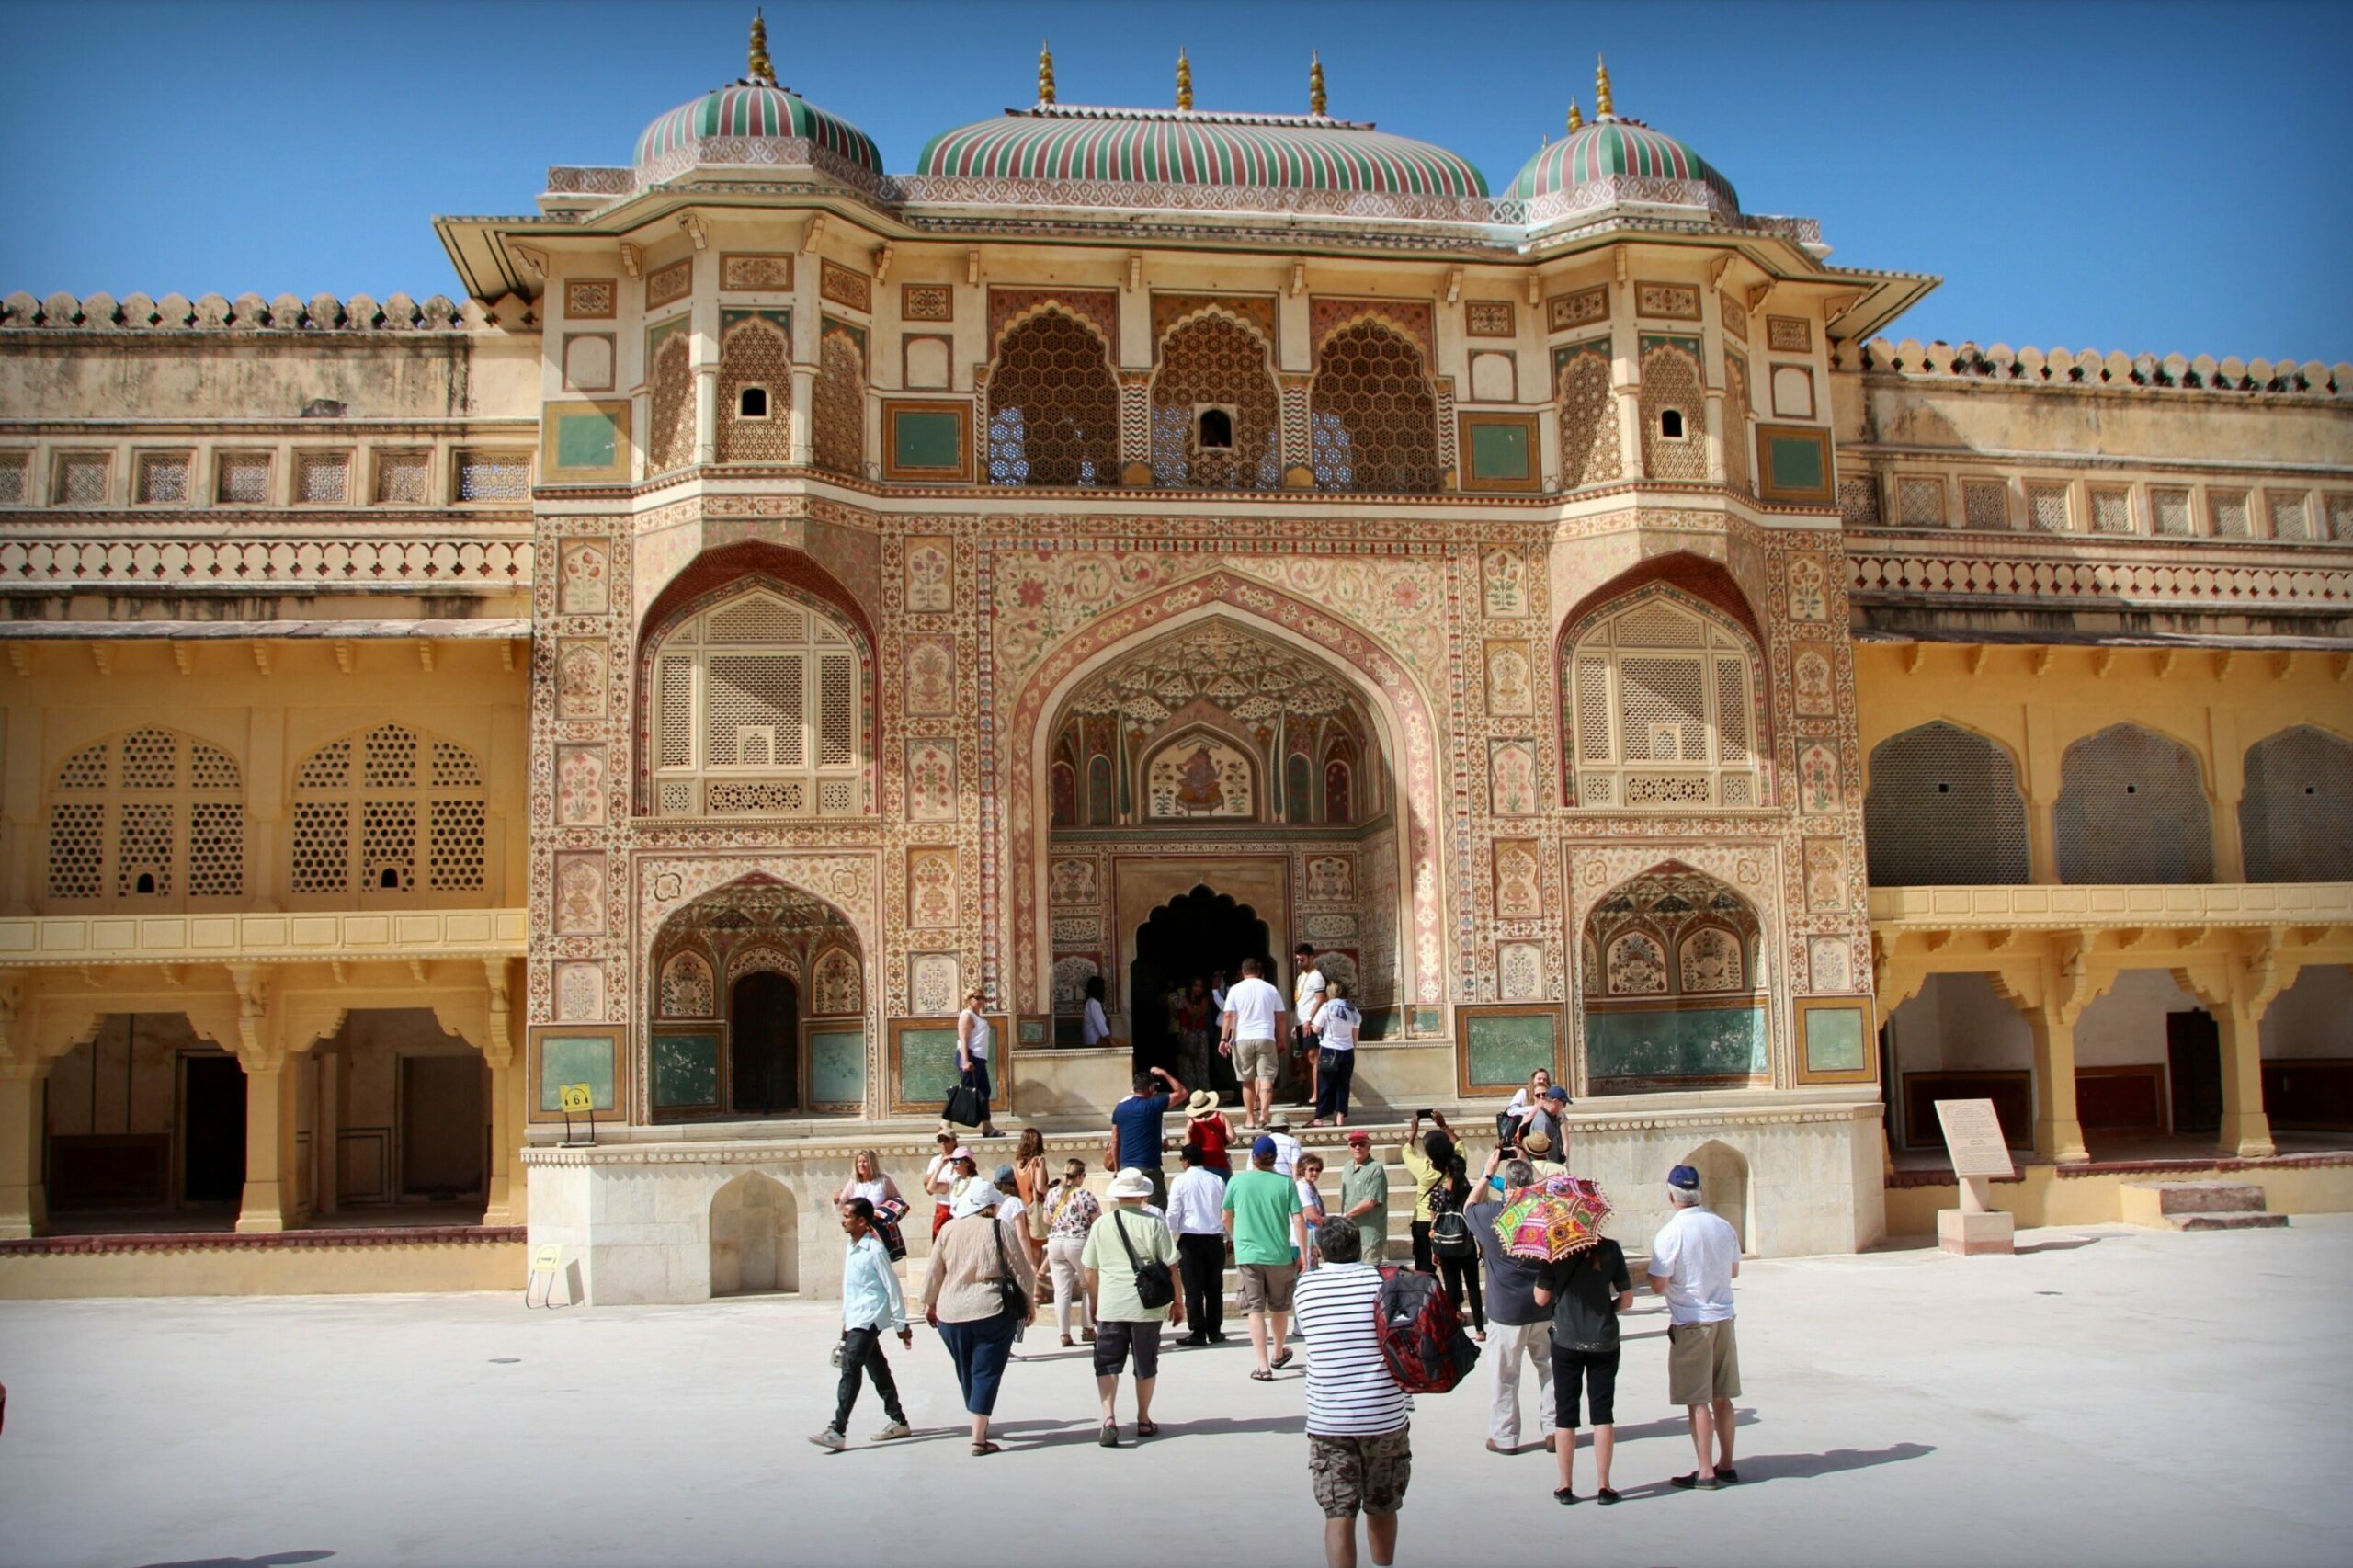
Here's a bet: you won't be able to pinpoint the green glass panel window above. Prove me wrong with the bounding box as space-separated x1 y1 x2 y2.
554 412 618 471
893 410 962 470
1470 421 1531 481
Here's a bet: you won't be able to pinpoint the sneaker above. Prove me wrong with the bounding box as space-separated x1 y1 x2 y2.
1669 1471 1721 1491
808 1427 847 1452
872 1420 912 1441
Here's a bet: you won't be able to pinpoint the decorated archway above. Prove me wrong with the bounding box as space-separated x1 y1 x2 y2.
1577 860 1774 1095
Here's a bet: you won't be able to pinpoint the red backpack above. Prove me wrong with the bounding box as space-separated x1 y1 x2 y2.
1374 1266 1482 1393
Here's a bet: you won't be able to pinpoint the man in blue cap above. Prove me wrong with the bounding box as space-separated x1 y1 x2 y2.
1647 1163 1743 1489
1223 1132 1306 1380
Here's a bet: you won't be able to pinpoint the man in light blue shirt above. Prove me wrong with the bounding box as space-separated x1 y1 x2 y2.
813 1198 914 1451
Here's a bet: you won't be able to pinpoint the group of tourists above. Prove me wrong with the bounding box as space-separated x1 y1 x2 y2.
822 1075 1751 1565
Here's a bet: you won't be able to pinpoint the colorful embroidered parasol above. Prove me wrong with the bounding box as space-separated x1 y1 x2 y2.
1495 1176 1611 1264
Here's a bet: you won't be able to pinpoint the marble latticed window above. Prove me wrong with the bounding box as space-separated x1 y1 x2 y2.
986 311 1120 486
812 324 866 475
45 727 244 905
1865 722 2031 886
1311 321 1441 494
1554 347 1621 489
718 315 791 463
2239 725 2353 883
650 586 865 818
288 724 488 900
2054 723 2214 884
1564 595 1760 810
1150 313 1281 489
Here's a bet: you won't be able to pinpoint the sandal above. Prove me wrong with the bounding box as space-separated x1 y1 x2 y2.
1272 1348 1295 1369
971 1440 1002 1456
1553 1487 1580 1506
1098 1422 1120 1448
1597 1488 1621 1505
1249 1369 1276 1382
1060 1335 1074 1348
1136 1419 1160 1438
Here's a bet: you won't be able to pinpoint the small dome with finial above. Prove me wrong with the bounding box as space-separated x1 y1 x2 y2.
635 11 882 177
1506 56 1735 212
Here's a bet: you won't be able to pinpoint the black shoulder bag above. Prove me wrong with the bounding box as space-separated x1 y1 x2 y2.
987 1212 1031 1319
1115 1210 1176 1311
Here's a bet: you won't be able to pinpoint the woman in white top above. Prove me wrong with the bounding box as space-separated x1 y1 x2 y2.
1081 975 1114 1050
834 1148 904 1209
1296 1152 1330 1269
1498 1066 1553 1143
940 987 1002 1139
1307 979 1363 1127
922 1133 963 1240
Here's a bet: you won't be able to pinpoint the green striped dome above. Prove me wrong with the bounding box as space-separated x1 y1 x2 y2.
919 107 1487 198
1508 118 1736 210
637 84 882 176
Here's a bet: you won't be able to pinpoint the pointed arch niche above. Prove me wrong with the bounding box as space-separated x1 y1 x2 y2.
1558 583 1766 811
1579 861 1769 1094
1024 596 1433 1038
645 874 868 1120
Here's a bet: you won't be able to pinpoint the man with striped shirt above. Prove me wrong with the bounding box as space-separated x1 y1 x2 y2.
1290 1215 1412 1568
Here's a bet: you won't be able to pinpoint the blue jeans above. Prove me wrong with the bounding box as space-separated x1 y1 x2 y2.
936 1307 1020 1415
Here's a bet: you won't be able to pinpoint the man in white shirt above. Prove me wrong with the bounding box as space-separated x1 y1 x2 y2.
1291 944 1327 1109
1165 1144 1229 1346
1267 1121 1303 1179
1220 957 1288 1131
1647 1163 1744 1490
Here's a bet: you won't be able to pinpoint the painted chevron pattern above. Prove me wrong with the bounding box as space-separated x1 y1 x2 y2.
636 85 883 174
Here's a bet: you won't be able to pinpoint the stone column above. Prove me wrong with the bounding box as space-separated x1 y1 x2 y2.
2024 707 2062 883
234 1052 301 1233
0 1064 47 1238
481 958 520 1225
691 365 720 467
1703 388 1728 484
2214 1001 2276 1160
313 1048 339 1217
788 365 818 465
2024 1006 2090 1165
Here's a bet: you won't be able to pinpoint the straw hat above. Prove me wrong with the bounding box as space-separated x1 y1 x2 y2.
1106 1166 1156 1199
1521 1129 1552 1156
1185 1089 1222 1120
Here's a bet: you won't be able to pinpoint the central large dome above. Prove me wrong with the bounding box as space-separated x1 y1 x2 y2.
918 104 1487 199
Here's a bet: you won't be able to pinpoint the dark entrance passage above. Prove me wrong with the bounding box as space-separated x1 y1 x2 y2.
2168 1009 2222 1135
731 972 801 1115
1131 886 1273 1094
180 1053 246 1205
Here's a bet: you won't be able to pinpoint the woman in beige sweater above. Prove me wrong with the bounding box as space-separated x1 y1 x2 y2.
922 1183 1039 1454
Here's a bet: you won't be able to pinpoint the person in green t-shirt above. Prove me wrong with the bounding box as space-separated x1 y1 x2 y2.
1222 1134 1305 1380
1339 1131 1389 1265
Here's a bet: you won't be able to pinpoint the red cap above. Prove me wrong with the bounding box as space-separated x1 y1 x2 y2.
1346 1131 1372 1145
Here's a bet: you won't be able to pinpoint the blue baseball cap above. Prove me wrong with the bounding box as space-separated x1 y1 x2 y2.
1667 1164 1700 1190
1252 1134 1279 1160
1544 1085 1569 1103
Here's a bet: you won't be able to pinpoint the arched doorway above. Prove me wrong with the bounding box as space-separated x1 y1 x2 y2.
1580 861 1769 1094
648 874 863 1121
729 971 800 1116
1131 886 1273 1085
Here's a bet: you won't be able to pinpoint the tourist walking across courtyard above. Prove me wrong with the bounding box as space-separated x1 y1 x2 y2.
1306 978 1361 1126
1014 1128 1051 1272
1340 1131 1389 1264
1106 1065 1187 1208
1430 1153 1486 1340
922 1182 1038 1455
1470 1157 1553 1454
1184 1089 1235 1175
1084 1166 1183 1445
1225 1133 1306 1381
923 1133 961 1239
1045 1157 1100 1346
1220 957 1288 1130
1292 1215 1413 1568
1175 977 1218 1091
810 1197 914 1452
1649 1163 1744 1489
940 986 1002 1139
1165 1142 1229 1345
1535 1225 1633 1504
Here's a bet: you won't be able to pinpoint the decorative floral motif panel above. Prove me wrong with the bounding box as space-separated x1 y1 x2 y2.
1483 642 1533 716
1796 742 1841 813
905 638 956 715
645 259 691 311
721 254 792 291
1493 839 1542 918
559 541 610 615
555 745 608 827
1548 287 1608 333
555 854 606 936
906 739 957 822
901 283 952 321
1482 549 1529 619
1806 935 1854 993
1489 739 1539 817
1635 282 1701 320
904 536 954 613
910 952 961 1016
907 846 959 927
658 950 716 1018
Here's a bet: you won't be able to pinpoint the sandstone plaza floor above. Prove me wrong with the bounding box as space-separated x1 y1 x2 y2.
3 1216 2349 1568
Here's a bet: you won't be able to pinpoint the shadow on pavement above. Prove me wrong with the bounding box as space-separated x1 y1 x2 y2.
1730 1441 1936 1481
138 1555 335 1568
2014 1236 2105 1255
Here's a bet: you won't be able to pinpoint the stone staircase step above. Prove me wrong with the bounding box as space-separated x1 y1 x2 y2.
2120 1181 2269 1227
2165 1211 2290 1232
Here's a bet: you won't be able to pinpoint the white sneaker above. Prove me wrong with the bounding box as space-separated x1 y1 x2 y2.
872 1420 913 1440
809 1427 847 1451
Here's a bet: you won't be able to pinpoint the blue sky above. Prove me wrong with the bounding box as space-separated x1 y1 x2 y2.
4 0 2348 359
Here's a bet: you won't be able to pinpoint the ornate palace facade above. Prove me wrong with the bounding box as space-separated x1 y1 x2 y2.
2 36 2347 1300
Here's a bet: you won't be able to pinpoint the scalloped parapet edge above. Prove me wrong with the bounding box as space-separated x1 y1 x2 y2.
0 291 536 332
1858 337 2352 400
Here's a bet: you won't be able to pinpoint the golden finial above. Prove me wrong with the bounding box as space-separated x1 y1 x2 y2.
747 9 773 85
1176 50 1193 111
1595 53 1612 117
1038 40 1055 104
1567 97 1583 131
1309 51 1327 117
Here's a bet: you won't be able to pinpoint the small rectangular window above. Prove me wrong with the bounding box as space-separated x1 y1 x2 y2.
216 451 273 505
296 450 351 504
375 450 432 504
456 450 531 501
135 452 191 504
0 452 28 505
52 452 110 506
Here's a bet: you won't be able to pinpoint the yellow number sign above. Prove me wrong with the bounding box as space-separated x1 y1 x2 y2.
533 1243 563 1273
558 1082 595 1113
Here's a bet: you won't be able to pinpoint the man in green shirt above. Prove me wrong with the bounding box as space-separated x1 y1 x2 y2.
1222 1134 1305 1380
1340 1131 1389 1264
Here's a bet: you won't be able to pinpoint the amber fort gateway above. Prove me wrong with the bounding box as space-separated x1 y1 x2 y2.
1 32 2347 1302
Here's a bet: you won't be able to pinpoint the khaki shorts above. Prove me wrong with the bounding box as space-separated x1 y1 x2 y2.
1308 1426 1412 1519
1233 1036 1280 1082
1237 1260 1300 1314
1666 1318 1742 1406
